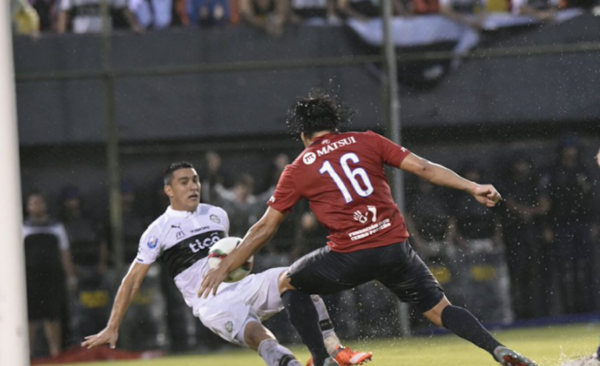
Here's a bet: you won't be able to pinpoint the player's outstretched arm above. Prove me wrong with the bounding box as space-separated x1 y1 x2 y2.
399 153 502 208
81 262 151 349
198 207 287 298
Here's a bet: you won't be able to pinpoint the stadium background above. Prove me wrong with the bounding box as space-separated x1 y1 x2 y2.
12 2 600 363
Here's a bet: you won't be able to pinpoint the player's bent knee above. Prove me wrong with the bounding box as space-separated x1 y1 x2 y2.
423 296 451 327
277 271 296 295
244 321 276 351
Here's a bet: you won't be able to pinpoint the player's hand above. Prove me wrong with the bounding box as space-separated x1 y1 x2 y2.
198 265 228 299
81 327 118 349
472 184 502 207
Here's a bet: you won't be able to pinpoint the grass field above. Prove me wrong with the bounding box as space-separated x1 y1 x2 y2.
55 324 599 366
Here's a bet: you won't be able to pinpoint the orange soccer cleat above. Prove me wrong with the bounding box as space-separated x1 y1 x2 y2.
306 346 373 366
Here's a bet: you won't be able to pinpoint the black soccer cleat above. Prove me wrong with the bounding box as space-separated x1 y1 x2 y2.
493 346 538 366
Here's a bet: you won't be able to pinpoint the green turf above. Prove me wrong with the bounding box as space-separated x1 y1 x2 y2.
55 323 600 366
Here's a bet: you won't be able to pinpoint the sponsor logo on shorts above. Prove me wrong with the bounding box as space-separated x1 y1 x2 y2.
147 236 158 249
225 321 233 333
210 214 221 224
303 152 316 165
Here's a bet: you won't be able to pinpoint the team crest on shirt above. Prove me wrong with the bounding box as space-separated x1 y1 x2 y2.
225 321 233 333
147 236 158 249
210 214 221 224
303 152 316 165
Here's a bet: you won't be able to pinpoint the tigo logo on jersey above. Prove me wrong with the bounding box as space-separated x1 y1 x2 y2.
303 152 316 165
147 236 158 249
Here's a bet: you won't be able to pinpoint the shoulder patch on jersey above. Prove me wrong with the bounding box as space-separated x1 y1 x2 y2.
209 214 221 224
303 152 316 165
147 236 159 249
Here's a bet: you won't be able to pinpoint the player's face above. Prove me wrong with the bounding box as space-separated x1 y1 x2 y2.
596 148 600 169
165 168 201 212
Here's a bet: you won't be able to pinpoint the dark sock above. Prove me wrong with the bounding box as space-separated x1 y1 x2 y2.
441 305 502 356
281 290 330 366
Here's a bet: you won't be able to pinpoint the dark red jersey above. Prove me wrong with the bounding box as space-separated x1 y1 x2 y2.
267 131 411 252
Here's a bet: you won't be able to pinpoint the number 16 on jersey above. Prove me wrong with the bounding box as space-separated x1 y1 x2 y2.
319 153 374 203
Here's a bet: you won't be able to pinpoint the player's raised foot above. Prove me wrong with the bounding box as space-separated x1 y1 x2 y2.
493 346 537 366
306 347 372 366
333 346 373 366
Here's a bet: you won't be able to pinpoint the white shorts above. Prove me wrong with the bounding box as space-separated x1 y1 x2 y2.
194 267 287 347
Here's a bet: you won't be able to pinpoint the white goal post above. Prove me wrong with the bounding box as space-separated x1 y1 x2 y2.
0 2 30 366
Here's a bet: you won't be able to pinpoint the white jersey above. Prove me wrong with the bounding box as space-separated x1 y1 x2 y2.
135 204 233 311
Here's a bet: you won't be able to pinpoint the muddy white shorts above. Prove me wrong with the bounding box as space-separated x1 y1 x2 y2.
194 267 287 346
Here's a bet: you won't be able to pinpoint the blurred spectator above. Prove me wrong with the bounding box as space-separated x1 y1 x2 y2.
292 210 328 260
11 0 40 37
201 151 229 204
58 186 110 340
171 0 190 25
29 0 58 31
291 0 342 25
58 0 142 34
510 0 559 21
405 179 452 257
187 0 231 26
448 163 502 251
448 163 512 323
120 182 147 262
59 186 108 274
117 181 168 350
406 0 439 14
260 154 295 258
219 173 261 237
540 138 597 314
405 179 467 317
440 0 486 29
24 191 76 357
267 153 290 189
129 0 173 29
149 177 171 218
338 0 405 21
239 0 293 37
498 155 550 319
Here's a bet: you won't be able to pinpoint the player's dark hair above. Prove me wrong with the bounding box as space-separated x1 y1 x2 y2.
164 162 195 185
286 88 355 139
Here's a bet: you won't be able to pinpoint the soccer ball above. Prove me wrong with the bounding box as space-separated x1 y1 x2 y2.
208 237 254 283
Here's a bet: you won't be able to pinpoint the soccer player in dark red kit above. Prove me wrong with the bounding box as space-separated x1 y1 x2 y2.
199 88 538 366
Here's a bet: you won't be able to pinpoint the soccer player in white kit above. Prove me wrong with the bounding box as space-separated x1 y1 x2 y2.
82 162 371 366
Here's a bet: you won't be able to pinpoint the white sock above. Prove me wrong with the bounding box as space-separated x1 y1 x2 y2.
312 295 342 355
257 339 302 366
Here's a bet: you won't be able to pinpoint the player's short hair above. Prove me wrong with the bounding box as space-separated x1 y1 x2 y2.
164 162 195 185
286 88 355 139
